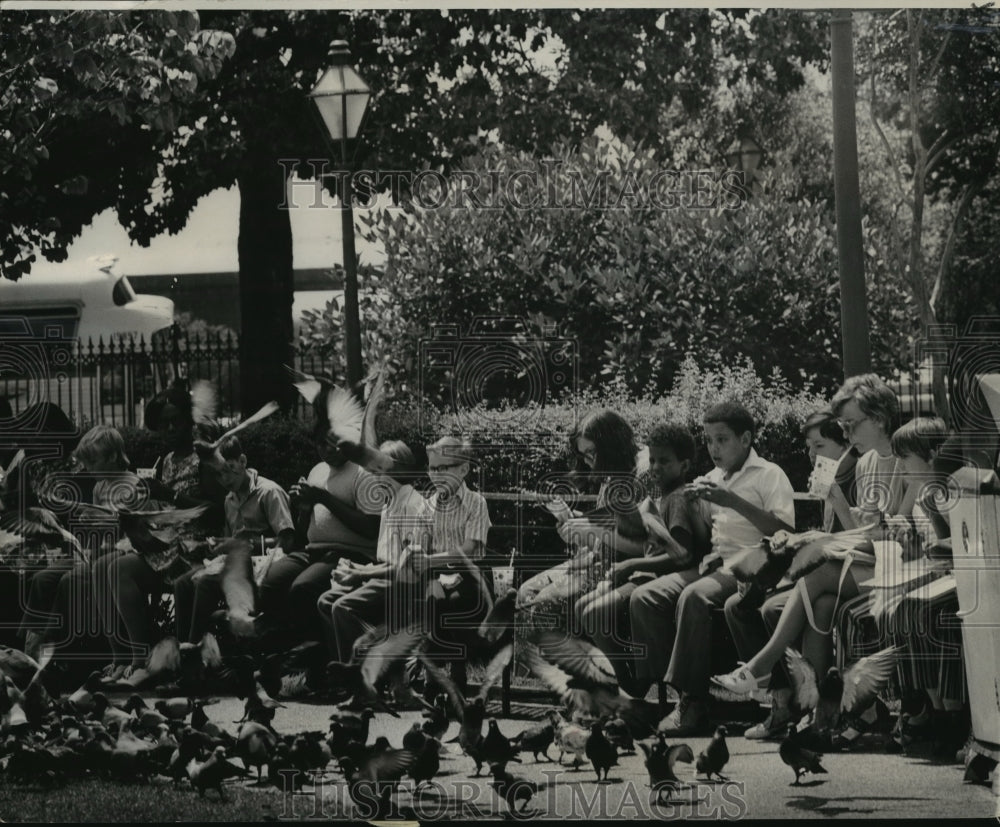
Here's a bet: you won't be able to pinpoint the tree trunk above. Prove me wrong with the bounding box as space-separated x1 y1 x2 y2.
237 162 296 417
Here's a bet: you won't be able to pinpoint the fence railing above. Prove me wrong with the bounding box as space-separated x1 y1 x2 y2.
0 324 334 429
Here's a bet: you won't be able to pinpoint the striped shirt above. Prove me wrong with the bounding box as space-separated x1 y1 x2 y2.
224 469 294 539
428 482 491 560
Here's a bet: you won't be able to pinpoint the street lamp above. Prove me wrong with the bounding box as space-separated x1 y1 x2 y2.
309 40 371 390
724 135 764 190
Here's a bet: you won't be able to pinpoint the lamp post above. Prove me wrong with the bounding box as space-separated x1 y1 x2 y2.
724 135 764 192
309 41 371 390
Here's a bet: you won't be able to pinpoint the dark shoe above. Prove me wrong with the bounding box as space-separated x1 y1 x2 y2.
745 696 793 740
657 695 709 737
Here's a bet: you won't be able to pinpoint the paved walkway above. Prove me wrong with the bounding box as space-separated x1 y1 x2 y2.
202 697 998 821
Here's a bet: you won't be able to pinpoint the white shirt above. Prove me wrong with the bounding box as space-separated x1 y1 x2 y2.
700 448 795 560
377 484 432 567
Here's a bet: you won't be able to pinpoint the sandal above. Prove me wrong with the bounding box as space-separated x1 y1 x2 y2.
100 664 128 683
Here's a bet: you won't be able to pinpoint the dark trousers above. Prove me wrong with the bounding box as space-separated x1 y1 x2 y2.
97 552 165 666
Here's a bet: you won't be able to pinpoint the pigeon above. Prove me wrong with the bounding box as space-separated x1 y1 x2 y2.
489 763 540 815
235 721 279 780
340 748 415 818
480 719 522 771
0 507 83 559
407 736 441 790
638 739 694 803
553 716 589 769
585 720 618 782
67 671 105 713
779 723 828 785
156 697 201 721
193 400 281 456
188 745 251 799
785 646 900 736
0 644 54 691
175 633 223 693
402 722 428 752
91 693 134 732
73 502 210 559
522 631 659 738
268 741 307 792
334 736 392 770
421 694 451 741
696 725 729 781
512 715 555 762
149 723 179 769
326 625 428 716
604 714 634 753
288 365 383 448
328 709 375 749
478 588 517 644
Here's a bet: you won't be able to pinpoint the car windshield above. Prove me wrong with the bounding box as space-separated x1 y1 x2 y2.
112 275 137 306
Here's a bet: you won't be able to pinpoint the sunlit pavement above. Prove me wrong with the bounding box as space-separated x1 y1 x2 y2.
195 697 998 821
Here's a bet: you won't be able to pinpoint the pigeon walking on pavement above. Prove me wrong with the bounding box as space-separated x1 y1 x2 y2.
696 725 730 781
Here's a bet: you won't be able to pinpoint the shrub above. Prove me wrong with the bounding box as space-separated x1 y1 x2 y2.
120 416 317 493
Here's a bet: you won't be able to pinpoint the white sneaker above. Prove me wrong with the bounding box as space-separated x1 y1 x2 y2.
710 663 764 696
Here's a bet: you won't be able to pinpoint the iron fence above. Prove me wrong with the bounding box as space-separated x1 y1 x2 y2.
0 324 334 429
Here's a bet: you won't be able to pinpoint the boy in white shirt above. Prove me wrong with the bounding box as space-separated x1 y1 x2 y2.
629 402 794 736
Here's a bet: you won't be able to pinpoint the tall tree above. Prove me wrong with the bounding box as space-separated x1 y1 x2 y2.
0 10 235 279
858 7 1000 420
3 9 829 413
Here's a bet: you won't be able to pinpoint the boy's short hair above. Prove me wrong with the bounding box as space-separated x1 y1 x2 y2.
646 422 696 463
215 435 244 462
891 417 950 461
830 373 900 435
801 410 848 445
427 435 475 464
703 401 755 440
73 425 130 470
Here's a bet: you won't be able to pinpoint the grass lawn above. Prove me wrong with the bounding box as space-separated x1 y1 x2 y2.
0 778 288 822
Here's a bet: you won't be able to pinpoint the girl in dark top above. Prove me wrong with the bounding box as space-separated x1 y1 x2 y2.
94 383 226 681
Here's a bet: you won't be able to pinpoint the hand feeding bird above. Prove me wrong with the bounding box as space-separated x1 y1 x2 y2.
695 725 729 781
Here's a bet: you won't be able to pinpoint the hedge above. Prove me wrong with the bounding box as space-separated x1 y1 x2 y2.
116 355 826 557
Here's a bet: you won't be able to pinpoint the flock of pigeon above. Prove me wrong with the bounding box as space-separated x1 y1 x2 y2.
0 573 904 818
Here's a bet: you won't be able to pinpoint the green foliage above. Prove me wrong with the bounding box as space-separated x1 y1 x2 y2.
0 10 236 279
324 135 905 401
121 416 316 492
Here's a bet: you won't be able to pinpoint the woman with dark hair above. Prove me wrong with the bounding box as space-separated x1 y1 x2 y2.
516 409 648 612
93 382 226 682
